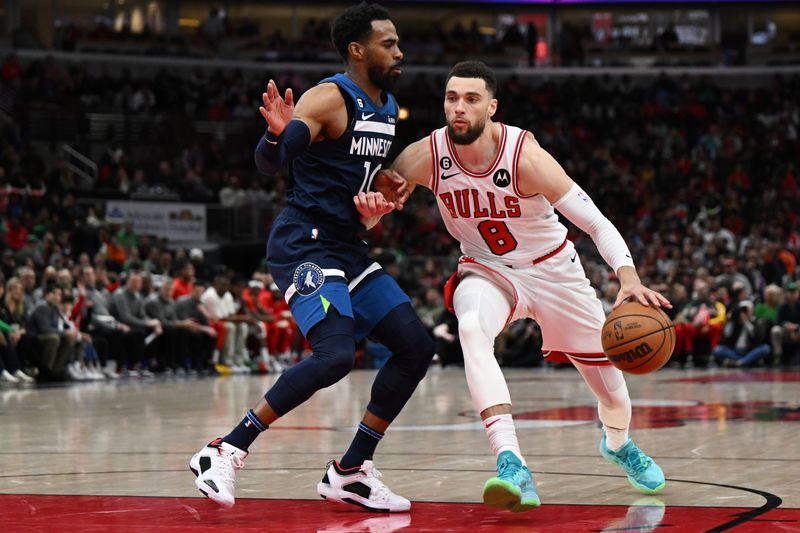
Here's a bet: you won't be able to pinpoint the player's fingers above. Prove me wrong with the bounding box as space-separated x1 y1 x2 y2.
633 291 651 306
645 290 662 307
285 88 293 107
259 106 269 121
655 291 673 308
366 193 378 212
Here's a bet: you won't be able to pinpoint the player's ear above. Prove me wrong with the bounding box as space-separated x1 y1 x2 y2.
488 98 498 118
348 42 365 62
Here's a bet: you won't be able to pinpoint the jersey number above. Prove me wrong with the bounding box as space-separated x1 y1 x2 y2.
478 220 518 256
361 161 381 193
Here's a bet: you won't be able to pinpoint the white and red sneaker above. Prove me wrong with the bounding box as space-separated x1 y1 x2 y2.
189 438 247 508
317 460 410 512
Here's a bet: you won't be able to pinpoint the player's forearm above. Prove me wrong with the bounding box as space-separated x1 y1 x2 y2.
553 183 635 273
254 119 311 176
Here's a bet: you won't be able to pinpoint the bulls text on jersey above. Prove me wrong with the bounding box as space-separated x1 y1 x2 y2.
438 189 522 219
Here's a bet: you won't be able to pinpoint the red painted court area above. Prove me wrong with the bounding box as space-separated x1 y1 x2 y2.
1 495 798 532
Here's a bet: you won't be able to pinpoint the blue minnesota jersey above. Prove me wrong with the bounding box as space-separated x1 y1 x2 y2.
287 73 398 234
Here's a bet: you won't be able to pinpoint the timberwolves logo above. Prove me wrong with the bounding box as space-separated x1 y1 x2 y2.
493 168 511 188
440 156 452 170
292 262 324 296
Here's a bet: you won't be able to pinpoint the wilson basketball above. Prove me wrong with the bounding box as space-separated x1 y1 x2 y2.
601 302 675 374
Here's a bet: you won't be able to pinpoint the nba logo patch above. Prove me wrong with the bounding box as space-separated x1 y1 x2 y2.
293 262 325 296
311 228 319 240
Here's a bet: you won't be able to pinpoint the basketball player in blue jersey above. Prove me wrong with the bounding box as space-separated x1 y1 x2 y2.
189 2 434 513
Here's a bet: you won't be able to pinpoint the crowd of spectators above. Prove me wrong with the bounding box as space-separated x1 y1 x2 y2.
0 55 798 383
52 13 542 67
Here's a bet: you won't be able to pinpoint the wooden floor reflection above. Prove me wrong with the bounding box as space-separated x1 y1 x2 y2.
1 366 798 531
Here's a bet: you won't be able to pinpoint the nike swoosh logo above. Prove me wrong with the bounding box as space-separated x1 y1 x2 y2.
361 113 375 120
485 419 501 428
570 254 577 263
441 172 459 180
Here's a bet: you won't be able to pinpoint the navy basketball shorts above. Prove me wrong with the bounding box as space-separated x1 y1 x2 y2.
267 210 410 340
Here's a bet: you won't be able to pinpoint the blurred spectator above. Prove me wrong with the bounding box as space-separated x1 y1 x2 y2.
713 300 771 367
600 280 620 316
174 279 217 372
771 281 800 365
109 270 162 375
172 262 195 299
201 275 249 373
26 284 78 380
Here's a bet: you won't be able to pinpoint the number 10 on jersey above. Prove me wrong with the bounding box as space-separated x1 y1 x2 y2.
361 161 381 194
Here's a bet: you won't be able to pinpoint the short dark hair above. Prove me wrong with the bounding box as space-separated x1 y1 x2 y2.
331 2 392 61
44 282 61 296
446 61 497 97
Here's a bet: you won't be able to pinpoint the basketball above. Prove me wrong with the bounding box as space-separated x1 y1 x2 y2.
601 302 675 374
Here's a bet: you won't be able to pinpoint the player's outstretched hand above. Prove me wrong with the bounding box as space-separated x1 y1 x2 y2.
259 79 294 136
354 191 396 230
614 281 672 310
374 169 410 210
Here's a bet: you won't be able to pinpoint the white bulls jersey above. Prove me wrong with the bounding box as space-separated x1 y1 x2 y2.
429 124 567 265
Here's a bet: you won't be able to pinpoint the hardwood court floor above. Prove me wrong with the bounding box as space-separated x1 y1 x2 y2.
1 366 798 532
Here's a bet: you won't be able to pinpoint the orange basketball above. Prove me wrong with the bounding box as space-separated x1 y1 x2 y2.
601 302 675 374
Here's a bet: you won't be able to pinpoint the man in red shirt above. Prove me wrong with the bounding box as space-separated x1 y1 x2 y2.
172 263 195 300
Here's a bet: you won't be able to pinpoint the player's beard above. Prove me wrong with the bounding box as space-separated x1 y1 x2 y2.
367 63 401 92
448 117 486 145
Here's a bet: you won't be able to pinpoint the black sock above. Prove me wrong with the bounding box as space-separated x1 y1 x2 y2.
339 422 384 469
223 409 268 452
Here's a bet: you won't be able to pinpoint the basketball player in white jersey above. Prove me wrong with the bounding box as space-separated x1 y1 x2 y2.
383 61 671 511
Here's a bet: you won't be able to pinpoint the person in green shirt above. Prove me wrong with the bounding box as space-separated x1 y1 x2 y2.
754 284 782 323
117 221 139 252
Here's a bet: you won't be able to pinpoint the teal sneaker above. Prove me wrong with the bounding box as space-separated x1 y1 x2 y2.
600 435 666 494
482 451 541 512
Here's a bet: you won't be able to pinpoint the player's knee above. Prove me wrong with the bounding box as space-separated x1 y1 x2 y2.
457 310 491 351
401 319 435 379
312 336 355 388
380 305 435 378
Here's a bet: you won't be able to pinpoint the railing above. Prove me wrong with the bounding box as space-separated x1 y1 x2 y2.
9 48 800 80
62 143 98 189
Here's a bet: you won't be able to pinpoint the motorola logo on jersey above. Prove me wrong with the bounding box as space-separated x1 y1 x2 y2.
292 263 325 297
440 156 452 170
493 169 511 188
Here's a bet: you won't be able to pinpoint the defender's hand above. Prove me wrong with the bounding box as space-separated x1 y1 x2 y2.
259 79 295 136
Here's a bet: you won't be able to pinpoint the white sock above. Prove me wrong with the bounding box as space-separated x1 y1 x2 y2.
484 414 526 466
604 424 629 451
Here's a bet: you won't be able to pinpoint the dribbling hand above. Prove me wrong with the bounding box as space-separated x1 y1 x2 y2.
259 79 294 136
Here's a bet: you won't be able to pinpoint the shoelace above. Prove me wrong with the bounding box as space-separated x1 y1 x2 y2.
624 447 652 475
359 464 394 501
216 450 245 484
